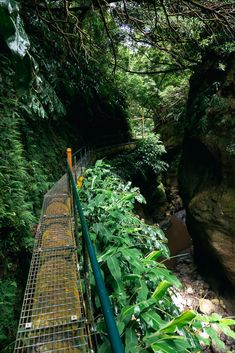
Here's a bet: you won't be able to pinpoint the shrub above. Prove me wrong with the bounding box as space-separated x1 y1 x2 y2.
79 160 235 352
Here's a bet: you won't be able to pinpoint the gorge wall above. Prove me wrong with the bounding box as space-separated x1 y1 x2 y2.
178 52 235 292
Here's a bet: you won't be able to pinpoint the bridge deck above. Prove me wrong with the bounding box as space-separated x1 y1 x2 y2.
14 142 136 353
14 172 92 352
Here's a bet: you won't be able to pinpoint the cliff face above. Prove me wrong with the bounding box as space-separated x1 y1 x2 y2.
179 53 235 291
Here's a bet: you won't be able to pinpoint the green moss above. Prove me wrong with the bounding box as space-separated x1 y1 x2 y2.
155 182 167 203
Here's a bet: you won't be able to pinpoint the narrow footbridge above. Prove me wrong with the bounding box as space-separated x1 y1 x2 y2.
14 143 135 353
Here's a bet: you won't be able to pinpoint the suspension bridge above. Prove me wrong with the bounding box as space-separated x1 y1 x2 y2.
14 143 136 353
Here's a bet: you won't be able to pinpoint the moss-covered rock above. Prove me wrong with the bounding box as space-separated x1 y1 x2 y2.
155 182 167 204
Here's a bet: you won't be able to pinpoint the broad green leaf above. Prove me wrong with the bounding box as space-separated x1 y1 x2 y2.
198 313 235 327
159 310 196 334
152 280 172 300
145 250 162 261
151 336 190 353
120 248 141 261
149 268 182 288
106 255 126 304
137 280 148 301
135 192 146 204
98 339 111 353
0 0 29 57
125 327 138 353
92 222 112 242
120 248 143 273
141 311 165 330
123 274 142 281
219 323 235 339
119 298 155 324
220 318 235 326
116 320 125 335
95 159 103 167
98 247 118 262
119 305 136 324
205 327 225 350
198 334 210 346
107 256 122 283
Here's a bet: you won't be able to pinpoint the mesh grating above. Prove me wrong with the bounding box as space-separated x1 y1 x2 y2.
18 248 86 329
15 159 93 353
41 194 71 217
14 324 89 352
35 214 75 250
15 246 91 351
14 145 135 352
46 175 68 197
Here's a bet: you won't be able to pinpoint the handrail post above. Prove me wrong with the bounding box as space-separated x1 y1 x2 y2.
67 148 74 215
67 147 73 171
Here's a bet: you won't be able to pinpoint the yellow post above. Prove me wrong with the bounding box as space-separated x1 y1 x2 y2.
77 175 84 189
67 148 72 171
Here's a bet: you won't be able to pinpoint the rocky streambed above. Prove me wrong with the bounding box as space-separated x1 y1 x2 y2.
170 247 235 353
149 176 235 352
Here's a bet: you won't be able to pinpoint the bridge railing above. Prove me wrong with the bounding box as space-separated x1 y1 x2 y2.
66 150 125 353
72 142 136 180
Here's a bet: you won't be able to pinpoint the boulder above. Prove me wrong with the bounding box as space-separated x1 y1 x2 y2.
189 188 235 287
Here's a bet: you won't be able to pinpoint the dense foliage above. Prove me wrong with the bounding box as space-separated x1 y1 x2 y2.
0 0 235 351
0 0 129 347
112 135 168 180
79 161 235 352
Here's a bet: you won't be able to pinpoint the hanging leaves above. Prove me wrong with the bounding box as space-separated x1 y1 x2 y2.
0 0 29 57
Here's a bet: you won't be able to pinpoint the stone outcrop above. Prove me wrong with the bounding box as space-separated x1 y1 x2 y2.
178 52 235 291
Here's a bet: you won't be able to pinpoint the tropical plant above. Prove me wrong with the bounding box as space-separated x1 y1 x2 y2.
79 160 235 352
111 135 168 182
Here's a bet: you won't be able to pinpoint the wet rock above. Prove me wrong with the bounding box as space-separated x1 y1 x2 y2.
188 188 235 289
186 286 194 294
211 298 220 306
199 298 216 314
186 297 194 307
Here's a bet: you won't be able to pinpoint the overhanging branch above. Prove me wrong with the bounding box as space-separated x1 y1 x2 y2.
116 64 193 75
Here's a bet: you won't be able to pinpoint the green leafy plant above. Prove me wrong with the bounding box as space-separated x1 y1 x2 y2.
0 0 29 58
0 280 18 350
79 160 235 352
112 135 168 181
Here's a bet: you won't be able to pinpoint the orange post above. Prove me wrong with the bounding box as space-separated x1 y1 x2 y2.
67 148 72 171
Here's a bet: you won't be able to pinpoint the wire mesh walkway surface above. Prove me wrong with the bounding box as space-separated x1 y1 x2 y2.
14 169 92 352
14 142 136 353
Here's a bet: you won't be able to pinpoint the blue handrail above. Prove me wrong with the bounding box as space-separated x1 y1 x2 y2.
67 164 125 353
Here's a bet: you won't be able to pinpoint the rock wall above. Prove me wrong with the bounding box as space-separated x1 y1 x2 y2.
178 52 235 291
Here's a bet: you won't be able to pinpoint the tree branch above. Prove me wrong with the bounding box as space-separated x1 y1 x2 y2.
96 0 117 74
116 64 192 75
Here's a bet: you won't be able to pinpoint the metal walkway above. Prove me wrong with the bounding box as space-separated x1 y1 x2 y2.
14 143 136 353
14 163 93 352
